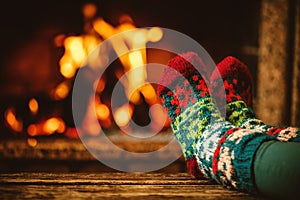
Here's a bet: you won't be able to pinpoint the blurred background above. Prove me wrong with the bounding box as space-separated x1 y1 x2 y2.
0 0 299 172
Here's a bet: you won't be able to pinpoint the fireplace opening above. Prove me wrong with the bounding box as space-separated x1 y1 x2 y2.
0 0 261 172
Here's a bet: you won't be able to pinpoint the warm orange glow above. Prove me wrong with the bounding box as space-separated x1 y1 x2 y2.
5 108 23 132
94 78 106 93
129 50 144 68
28 98 38 115
64 127 79 138
96 103 110 120
129 90 142 104
101 118 112 129
5 109 16 127
54 4 167 132
147 27 163 42
43 117 61 135
54 34 66 47
83 35 99 53
133 31 147 45
140 84 159 105
54 82 70 100
65 37 86 65
27 138 38 147
60 62 76 78
119 14 134 24
93 18 115 39
82 3 97 19
114 104 134 127
57 118 66 134
27 124 38 136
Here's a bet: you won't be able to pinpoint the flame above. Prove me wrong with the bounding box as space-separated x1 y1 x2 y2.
60 60 76 78
28 98 39 115
140 83 159 105
43 117 65 135
82 3 97 19
27 117 65 136
53 3 166 133
27 124 38 136
114 104 134 127
53 82 70 100
5 108 23 132
27 138 38 147
96 103 110 120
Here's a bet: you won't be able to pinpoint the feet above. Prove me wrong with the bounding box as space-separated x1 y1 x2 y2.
157 52 272 193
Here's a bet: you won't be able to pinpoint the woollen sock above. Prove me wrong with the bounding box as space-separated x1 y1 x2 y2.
210 56 300 142
157 52 272 193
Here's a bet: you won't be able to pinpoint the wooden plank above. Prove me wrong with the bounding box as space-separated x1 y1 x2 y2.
0 173 265 199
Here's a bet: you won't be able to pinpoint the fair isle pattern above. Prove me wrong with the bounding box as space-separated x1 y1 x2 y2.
226 101 257 127
195 121 234 179
173 98 223 159
227 101 300 142
214 129 273 193
212 57 300 143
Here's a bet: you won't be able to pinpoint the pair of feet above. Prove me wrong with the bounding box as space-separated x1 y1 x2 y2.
157 52 300 193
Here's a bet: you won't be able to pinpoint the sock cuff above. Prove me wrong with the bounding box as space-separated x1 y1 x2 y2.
215 129 273 193
195 121 234 179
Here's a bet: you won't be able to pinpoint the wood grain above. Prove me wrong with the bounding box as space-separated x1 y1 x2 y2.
0 173 265 199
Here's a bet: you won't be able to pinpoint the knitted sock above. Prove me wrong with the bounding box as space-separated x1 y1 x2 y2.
157 52 272 193
210 56 300 142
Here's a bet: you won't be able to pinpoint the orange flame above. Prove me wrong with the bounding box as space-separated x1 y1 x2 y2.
114 104 134 128
28 98 39 115
5 108 23 132
27 117 66 137
54 3 166 133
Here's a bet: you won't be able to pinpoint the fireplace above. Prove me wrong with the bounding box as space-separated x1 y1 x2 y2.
0 0 264 172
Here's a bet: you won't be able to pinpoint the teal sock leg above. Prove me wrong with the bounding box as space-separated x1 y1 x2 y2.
254 141 300 199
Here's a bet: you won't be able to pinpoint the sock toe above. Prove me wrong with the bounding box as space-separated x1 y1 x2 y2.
211 56 253 107
157 52 209 97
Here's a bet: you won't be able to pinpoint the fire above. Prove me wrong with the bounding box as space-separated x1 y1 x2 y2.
114 104 134 128
4 108 23 132
27 138 38 147
53 82 70 100
28 98 39 115
27 117 66 136
96 103 110 120
3 3 168 139
43 117 65 135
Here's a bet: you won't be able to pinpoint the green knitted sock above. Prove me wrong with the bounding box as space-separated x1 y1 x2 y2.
157 52 272 193
210 56 300 142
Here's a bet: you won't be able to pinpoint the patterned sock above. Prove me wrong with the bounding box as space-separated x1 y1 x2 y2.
157 52 272 193
210 56 300 142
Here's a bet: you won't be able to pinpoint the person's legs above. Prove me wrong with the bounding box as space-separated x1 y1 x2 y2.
254 141 300 199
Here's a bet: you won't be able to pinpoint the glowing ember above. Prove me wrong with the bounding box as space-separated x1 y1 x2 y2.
3 3 167 139
4 108 23 132
27 138 38 147
52 82 70 100
28 98 39 115
96 103 110 120
27 117 66 137
114 104 134 128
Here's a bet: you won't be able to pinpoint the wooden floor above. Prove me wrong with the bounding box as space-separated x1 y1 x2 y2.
0 172 266 199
